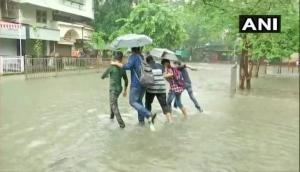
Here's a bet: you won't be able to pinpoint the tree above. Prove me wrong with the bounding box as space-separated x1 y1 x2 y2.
90 31 106 50
110 3 187 50
250 1 299 75
182 0 299 89
93 0 134 41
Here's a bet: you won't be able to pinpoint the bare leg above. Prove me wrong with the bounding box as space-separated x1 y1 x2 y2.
165 112 173 123
174 93 187 119
157 93 173 123
180 107 188 119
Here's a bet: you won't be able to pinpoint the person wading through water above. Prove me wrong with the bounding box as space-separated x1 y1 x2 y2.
173 61 203 112
101 51 128 128
145 55 173 123
111 47 157 131
162 59 188 119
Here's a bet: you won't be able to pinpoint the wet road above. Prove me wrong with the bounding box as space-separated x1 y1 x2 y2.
0 63 299 172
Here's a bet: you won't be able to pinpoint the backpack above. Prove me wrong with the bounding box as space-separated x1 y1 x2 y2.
134 56 155 88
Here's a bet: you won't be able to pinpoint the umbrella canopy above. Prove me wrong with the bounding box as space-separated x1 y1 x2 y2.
149 48 178 61
110 34 153 49
149 48 175 58
162 53 178 61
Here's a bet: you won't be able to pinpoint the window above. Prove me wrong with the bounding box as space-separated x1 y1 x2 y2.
1 0 18 19
36 10 47 23
70 0 85 5
63 0 85 9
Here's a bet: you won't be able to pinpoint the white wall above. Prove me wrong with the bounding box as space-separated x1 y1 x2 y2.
29 27 60 41
0 39 17 56
57 22 93 40
14 0 94 19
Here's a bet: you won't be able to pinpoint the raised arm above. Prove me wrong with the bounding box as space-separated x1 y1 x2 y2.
111 56 135 70
177 64 197 71
122 56 136 70
185 64 198 71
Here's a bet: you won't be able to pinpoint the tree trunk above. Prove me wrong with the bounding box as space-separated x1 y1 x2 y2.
279 61 282 74
264 63 267 74
239 35 251 90
239 48 246 89
247 61 254 89
254 59 260 77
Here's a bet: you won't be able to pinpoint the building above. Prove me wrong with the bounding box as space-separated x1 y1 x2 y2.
0 0 94 57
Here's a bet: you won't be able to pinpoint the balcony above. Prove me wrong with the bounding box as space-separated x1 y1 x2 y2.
29 26 60 41
14 0 93 19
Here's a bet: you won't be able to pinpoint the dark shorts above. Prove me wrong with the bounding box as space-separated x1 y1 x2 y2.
145 91 171 114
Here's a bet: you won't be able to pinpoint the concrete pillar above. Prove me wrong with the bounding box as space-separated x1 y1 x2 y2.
0 56 3 75
20 56 24 73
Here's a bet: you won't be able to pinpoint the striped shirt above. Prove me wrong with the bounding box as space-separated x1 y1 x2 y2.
146 62 166 94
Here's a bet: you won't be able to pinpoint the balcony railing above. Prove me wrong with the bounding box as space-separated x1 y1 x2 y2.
0 56 24 74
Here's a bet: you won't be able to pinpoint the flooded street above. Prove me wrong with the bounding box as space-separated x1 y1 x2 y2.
0 64 299 172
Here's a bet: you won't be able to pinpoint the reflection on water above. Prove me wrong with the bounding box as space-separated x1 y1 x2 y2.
0 64 299 172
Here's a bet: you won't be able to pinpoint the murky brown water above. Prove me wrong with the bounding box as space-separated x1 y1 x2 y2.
0 64 299 172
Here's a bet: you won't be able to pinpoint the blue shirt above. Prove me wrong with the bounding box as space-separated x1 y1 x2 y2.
123 53 142 88
181 68 191 85
176 65 192 86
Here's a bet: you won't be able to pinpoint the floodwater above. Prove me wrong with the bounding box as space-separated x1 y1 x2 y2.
0 64 299 172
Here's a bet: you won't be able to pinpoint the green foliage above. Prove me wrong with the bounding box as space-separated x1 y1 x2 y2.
91 31 106 50
110 3 187 50
180 0 237 48
30 26 43 58
93 0 133 41
32 40 43 58
182 0 299 60
93 0 299 57
247 0 299 60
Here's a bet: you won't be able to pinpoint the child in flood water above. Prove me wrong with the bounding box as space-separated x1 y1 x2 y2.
101 51 128 128
145 55 173 123
173 61 203 112
162 59 188 119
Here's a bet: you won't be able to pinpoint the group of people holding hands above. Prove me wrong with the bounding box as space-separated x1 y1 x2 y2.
101 47 203 131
